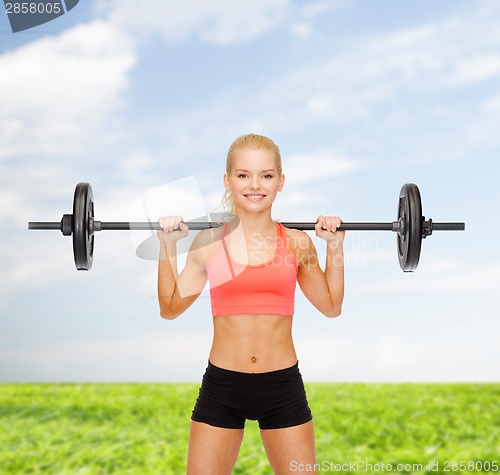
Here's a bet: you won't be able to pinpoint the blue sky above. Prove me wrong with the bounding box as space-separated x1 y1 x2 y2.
1 0 499 382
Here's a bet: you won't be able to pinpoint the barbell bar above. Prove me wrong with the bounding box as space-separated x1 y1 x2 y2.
28 182 465 272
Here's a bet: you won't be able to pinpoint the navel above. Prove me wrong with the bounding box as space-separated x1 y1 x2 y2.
251 356 257 364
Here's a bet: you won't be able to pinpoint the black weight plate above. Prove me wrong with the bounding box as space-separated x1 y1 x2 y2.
72 182 94 270
397 183 422 272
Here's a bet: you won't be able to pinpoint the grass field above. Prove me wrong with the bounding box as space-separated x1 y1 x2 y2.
1 383 499 474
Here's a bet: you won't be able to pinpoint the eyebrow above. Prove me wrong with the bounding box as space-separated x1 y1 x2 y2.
234 169 277 173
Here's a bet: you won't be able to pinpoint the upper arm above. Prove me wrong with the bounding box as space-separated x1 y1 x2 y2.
289 230 338 316
176 241 208 298
167 230 213 316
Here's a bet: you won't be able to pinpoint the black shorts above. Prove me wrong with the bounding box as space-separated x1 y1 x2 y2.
191 360 313 430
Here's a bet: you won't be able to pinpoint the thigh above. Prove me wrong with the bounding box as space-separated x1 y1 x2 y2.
260 420 317 475
187 421 244 475
256 363 312 430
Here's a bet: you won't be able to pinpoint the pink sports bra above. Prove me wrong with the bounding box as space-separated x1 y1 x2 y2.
206 222 298 316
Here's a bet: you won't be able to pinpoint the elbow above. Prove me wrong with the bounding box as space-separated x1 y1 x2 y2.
160 311 179 320
158 294 182 320
159 305 180 320
324 305 342 319
160 312 176 320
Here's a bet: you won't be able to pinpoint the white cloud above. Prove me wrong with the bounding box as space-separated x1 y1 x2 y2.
0 20 136 159
296 332 500 382
0 164 78 227
480 92 500 112
0 334 212 382
247 7 500 139
69 0 500 182
117 148 157 183
101 0 289 44
127 176 208 256
284 151 362 185
301 0 350 18
0 19 138 296
361 262 500 294
3 324 498 382
290 22 312 40
0 232 75 307
445 53 500 86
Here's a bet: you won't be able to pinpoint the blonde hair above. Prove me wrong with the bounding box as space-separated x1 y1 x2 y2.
222 134 282 215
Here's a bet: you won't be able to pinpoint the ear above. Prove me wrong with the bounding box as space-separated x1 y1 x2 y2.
278 174 285 192
224 173 230 190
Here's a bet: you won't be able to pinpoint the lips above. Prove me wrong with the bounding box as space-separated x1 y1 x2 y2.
244 194 266 201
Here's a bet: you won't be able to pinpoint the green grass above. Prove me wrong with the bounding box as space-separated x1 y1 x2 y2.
1 383 499 474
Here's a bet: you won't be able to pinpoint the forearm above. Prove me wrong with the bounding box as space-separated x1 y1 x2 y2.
157 240 179 319
325 240 344 314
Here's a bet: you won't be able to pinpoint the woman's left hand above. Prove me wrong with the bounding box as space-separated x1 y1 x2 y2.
315 215 345 243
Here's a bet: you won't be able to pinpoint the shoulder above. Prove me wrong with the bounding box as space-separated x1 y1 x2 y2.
191 225 223 246
281 226 316 266
189 225 224 265
282 226 311 247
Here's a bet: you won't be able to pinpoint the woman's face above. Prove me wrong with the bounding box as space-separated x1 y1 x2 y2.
224 147 284 215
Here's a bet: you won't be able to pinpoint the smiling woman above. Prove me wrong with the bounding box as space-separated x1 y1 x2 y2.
221 134 284 215
156 133 345 474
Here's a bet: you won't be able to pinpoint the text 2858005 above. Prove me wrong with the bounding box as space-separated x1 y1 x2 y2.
5 2 62 14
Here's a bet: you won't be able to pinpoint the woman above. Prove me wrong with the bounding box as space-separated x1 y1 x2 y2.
157 134 344 474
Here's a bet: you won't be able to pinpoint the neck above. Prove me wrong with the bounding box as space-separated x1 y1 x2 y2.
231 208 275 234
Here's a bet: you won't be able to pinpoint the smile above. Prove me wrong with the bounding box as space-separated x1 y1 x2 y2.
244 194 266 201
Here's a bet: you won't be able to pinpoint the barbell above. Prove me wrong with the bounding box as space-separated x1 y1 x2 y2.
28 182 465 272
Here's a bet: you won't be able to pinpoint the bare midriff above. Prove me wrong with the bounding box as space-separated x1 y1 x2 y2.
209 314 297 373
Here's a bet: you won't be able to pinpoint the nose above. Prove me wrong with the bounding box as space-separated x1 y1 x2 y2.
250 176 260 190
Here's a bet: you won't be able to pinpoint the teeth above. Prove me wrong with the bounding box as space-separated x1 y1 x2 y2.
246 194 264 199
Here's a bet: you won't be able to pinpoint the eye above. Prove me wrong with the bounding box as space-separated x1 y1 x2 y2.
263 174 274 179
237 173 248 178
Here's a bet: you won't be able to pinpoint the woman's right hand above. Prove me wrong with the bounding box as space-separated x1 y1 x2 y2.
157 215 189 243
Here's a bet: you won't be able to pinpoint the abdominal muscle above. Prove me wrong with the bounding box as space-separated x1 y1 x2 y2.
209 314 298 373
